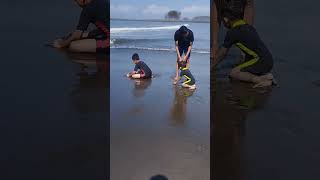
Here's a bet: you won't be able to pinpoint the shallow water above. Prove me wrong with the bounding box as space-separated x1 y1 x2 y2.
111 20 210 54
110 48 210 179
0 1 109 179
212 0 320 179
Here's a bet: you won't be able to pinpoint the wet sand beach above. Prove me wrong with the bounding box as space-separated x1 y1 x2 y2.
0 1 108 179
212 0 320 179
110 49 210 180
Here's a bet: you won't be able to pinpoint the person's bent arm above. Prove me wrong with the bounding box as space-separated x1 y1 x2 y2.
185 43 192 68
185 43 192 61
175 41 182 60
212 47 228 68
175 62 180 80
175 41 181 79
244 0 254 25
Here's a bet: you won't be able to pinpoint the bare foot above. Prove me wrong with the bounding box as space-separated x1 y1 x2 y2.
253 80 272 88
181 83 189 88
189 84 197 90
260 73 274 80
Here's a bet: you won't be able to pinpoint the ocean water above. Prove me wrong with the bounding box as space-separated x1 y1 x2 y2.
110 20 210 179
0 1 108 180
111 20 210 54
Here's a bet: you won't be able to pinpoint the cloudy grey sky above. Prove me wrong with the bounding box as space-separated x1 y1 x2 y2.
111 0 210 19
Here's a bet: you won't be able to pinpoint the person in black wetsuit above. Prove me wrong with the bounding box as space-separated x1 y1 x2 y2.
174 26 194 83
127 53 152 79
213 10 275 88
52 0 109 53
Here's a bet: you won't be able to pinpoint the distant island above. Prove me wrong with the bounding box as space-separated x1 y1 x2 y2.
111 10 210 23
164 10 209 23
110 18 210 23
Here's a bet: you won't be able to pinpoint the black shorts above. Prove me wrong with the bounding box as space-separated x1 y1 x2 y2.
239 56 273 76
178 46 191 58
137 70 152 79
88 29 109 54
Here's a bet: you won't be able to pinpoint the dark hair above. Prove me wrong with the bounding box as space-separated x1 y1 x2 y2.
132 53 140 60
179 25 188 34
150 175 168 180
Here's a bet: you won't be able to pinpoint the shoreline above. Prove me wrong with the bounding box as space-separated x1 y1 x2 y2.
111 18 210 23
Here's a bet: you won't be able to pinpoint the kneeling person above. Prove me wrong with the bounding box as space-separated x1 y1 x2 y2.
127 53 152 79
52 0 109 53
213 10 275 88
174 60 196 90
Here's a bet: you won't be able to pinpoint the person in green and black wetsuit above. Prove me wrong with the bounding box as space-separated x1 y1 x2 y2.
213 10 275 88
174 59 196 90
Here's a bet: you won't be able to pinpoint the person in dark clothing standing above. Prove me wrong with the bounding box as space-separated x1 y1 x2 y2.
174 26 194 83
174 59 197 90
52 0 109 53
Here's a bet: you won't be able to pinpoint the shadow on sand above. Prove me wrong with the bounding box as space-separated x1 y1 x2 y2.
212 68 273 179
61 51 109 114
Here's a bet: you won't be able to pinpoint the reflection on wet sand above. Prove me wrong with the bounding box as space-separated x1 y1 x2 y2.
170 86 195 127
130 78 152 98
64 52 109 114
212 68 272 179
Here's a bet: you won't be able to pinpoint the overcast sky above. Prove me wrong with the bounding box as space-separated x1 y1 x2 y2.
111 0 210 19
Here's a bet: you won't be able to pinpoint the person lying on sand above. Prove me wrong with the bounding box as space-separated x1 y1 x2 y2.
213 10 276 88
173 57 197 90
127 53 152 79
174 26 194 83
52 0 109 53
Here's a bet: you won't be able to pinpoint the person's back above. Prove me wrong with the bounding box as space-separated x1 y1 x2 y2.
134 61 152 78
229 23 272 60
174 27 194 49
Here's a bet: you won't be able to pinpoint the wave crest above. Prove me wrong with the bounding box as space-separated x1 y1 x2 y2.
111 24 189 33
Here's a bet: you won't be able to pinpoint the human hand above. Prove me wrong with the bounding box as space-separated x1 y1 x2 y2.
173 76 180 85
183 56 188 62
173 77 179 85
53 39 64 48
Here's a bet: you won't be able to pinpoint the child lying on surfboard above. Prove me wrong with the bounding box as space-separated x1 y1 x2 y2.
173 56 197 90
51 0 109 53
127 53 152 79
213 9 276 88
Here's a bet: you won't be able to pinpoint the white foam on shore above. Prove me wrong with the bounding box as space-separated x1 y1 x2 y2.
111 24 189 33
111 46 210 54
